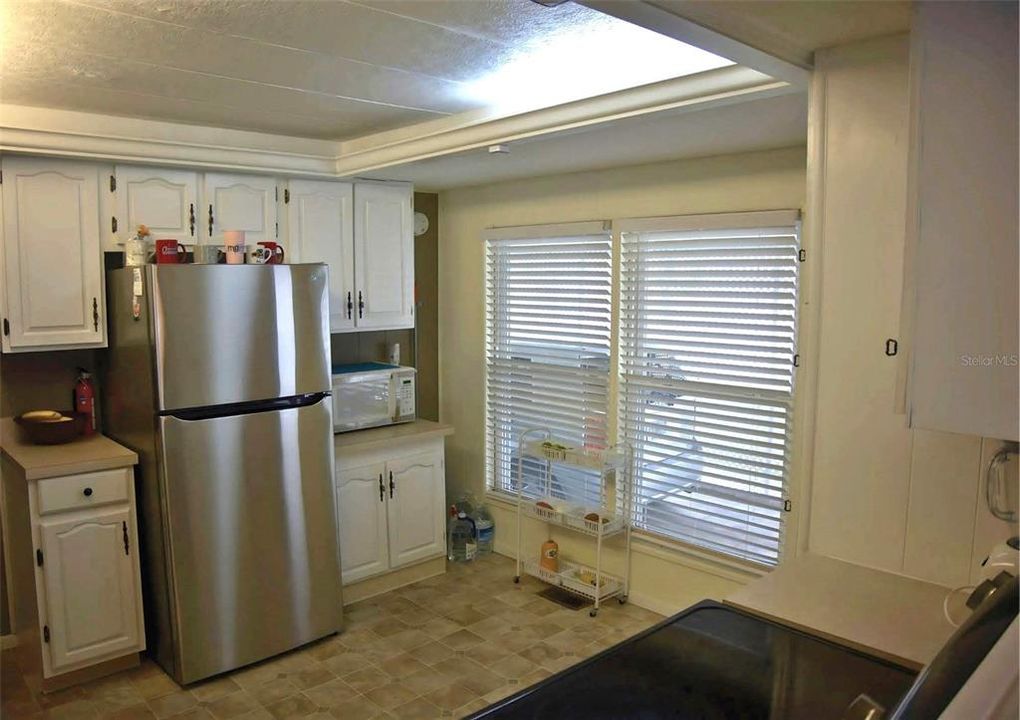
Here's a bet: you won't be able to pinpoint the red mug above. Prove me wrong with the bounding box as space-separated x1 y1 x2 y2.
155 239 187 264
258 241 285 264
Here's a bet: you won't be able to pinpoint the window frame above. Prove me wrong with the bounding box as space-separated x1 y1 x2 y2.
483 221 614 505
483 211 805 571
613 210 802 568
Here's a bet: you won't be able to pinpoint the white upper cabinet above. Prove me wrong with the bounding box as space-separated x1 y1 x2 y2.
353 182 414 330
39 506 142 672
287 180 356 332
905 2 1019 441
386 449 445 569
336 462 389 584
114 166 199 246
202 173 278 245
1 156 105 352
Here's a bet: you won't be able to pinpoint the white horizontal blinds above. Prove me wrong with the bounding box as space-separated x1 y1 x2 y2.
485 225 613 506
619 211 801 566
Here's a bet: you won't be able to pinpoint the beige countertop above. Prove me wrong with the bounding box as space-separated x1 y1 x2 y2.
1 417 138 480
725 553 956 670
334 419 454 453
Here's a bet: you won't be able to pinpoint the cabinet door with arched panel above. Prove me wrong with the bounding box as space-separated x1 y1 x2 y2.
202 173 278 245
386 449 445 569
38 506 143 672
1 156 105 351
336 462 390 584
114 166 199 246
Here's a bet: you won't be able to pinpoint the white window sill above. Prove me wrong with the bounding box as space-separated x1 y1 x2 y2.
483 490 768 584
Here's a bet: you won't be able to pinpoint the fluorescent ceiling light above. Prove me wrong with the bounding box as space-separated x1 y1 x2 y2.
461 5 734 114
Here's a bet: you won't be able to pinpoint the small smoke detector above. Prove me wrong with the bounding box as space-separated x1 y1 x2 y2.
531 0 571 6
488 144 511 155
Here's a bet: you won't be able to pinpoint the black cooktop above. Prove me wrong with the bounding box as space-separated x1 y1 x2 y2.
469 601 917 720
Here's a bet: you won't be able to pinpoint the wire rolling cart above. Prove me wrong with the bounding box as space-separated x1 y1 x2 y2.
512 428 633 616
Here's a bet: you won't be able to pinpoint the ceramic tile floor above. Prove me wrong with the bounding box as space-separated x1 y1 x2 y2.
2 554 662 720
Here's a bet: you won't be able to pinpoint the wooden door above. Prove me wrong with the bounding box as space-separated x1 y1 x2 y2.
336 462 390 584
114 166 199 246
353 183 414 329
386 450 445 569
202 173 277 245
1 157 105 351
287 180 356 331
39 507 142 671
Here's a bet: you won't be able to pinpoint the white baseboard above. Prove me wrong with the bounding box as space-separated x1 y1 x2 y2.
1 633 18 650
342 555 446 606
623 591 682 618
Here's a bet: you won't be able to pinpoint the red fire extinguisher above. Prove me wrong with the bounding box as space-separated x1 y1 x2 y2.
74 368 96 436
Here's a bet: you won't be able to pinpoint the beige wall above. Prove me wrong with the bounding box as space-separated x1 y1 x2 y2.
806 35 1016 589
437 145 808 613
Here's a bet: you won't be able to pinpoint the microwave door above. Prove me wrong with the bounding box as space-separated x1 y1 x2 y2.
334 374 392 431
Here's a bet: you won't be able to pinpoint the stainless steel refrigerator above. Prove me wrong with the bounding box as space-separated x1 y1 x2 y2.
103 264 342 685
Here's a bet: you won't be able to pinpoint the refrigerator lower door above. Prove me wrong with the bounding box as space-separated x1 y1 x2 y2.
158 395 341 684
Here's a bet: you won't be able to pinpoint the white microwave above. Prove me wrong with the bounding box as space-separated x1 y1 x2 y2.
331 363 416 433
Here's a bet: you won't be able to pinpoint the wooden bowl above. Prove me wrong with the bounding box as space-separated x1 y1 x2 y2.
15 411 85 445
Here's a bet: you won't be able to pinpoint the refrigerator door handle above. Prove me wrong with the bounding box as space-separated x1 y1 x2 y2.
163 392 331 422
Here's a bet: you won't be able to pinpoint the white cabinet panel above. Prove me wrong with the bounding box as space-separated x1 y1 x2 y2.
386 450 445 569
202 173 277 245
353 183 413 329
336 462 389 584
807 38 915 571
1 156 105 351
906 2 1019 441
287 180 355 332
114 166 198 246
902 430 982 587
39 506 141 671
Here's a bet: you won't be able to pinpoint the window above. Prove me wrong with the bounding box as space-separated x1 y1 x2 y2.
618 211 801 566
485 223 613 506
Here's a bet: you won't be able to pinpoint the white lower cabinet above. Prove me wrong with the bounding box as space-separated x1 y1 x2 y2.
335 436 446 585
386 452 445 568
39 505 142 671
336 462 390 583
5 464 146 680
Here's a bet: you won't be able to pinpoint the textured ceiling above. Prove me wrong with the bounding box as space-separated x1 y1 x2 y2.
365 91 807 190
0 0 731 140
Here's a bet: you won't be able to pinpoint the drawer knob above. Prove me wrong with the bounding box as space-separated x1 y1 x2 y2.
83 487 93 497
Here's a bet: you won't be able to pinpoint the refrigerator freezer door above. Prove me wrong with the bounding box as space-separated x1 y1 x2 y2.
150 264 331 411
159 395 341 683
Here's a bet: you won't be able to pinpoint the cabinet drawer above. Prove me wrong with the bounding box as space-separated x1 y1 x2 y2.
36 469 130 515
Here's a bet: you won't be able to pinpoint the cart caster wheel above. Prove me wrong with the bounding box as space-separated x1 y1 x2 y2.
513 576 520 584
618 596 628 605
589 609 598 617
